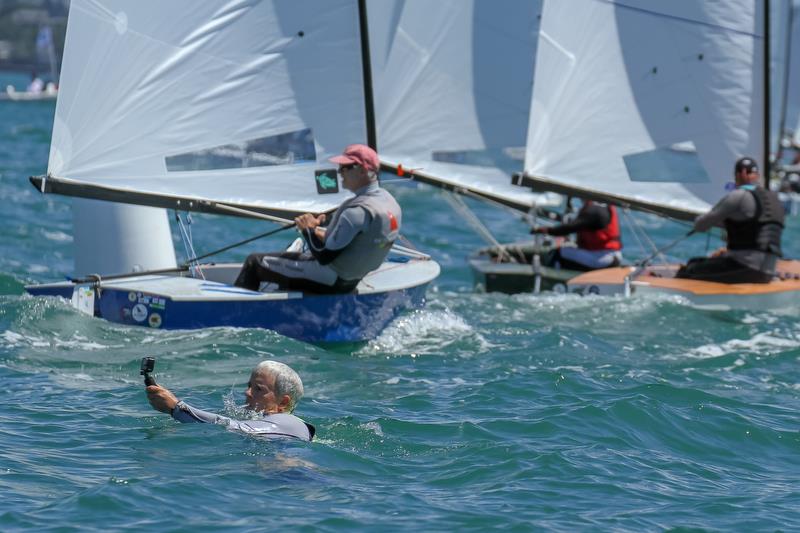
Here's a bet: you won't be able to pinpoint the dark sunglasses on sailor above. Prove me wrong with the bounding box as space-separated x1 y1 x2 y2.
337 163 357 175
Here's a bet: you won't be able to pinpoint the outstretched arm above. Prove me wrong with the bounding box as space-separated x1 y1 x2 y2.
146 384 178 413
693 190 750 232
146 386 312 440
146 385 229 424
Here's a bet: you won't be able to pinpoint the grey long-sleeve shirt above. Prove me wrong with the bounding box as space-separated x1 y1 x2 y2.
171 400 313 441
693 188 777 274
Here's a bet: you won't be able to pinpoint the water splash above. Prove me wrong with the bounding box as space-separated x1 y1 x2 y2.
358 307 489 357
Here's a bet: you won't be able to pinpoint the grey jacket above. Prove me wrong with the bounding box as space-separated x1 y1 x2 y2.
171 400 314 441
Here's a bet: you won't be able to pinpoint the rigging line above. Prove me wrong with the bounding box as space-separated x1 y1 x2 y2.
69 265 189 284
186 223 297 264
634 230 695 268
390 244 430 260
201 202 295 224
446 184 561 222
174 211 195 270
599 0 763 38
442 192 513 263
176 212 205 280
391 234 432 258
69 223 299 285
626 211 664 263
620 208 651 262
461 187 559 225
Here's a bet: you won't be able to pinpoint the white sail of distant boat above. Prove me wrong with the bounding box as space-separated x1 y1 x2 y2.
27 0 439 343
36 0 365 219
36 25 59 84
521 0 800 310
368 0 559 212
521 0 764 221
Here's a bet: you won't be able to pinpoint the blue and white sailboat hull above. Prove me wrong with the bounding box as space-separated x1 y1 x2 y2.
25 258 440 343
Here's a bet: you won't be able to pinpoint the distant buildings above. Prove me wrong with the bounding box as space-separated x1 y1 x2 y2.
0 0 68 77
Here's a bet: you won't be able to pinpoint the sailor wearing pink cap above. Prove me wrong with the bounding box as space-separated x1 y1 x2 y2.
234 144 402 294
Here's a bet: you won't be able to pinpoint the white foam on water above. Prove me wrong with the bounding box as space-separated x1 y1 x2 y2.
681 330 800 361
222 390 255 419
358 308 489 356
553 365 587 373
42 230 72 243
1 329 50 348
506 290 688 324
360 421 384 437
52 336 116 350
1 327 120 353
379 375 482 395
742 313 779 325
1 330 26 345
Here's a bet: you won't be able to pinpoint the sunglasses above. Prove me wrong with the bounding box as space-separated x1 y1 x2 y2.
338 163 357 175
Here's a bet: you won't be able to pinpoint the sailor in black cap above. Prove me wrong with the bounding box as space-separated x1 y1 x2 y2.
676 157 785 283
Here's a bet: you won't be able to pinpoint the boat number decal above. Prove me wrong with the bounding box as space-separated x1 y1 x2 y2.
128 292 137 302
131 303 148 322
588 285 600 295
148 313 162 328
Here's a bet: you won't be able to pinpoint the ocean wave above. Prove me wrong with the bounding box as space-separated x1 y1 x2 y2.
358 307 490 357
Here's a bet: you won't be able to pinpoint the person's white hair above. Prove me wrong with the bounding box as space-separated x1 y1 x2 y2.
253 360 304 412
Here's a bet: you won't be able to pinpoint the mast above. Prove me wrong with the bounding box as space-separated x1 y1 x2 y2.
777 0 796 163
764 0 771 187
357 0 377 150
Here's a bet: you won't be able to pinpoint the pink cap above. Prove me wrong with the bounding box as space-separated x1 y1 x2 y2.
329 144 379 172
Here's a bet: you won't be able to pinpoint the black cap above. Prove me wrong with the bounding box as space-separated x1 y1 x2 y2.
734 157 758 173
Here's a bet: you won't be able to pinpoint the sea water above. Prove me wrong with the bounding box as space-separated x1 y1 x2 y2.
1 71 799 531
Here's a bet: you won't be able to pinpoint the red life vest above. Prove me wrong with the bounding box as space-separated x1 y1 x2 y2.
576 204 622 251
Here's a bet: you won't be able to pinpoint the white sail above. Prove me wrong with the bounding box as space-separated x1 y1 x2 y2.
523 0 764 220
368 0 559 211
44 0 368 218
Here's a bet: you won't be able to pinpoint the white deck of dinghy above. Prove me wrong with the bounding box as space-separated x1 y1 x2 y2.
52 259 440 301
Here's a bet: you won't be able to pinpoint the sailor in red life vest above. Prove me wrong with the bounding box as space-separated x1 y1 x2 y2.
531 200 623 271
